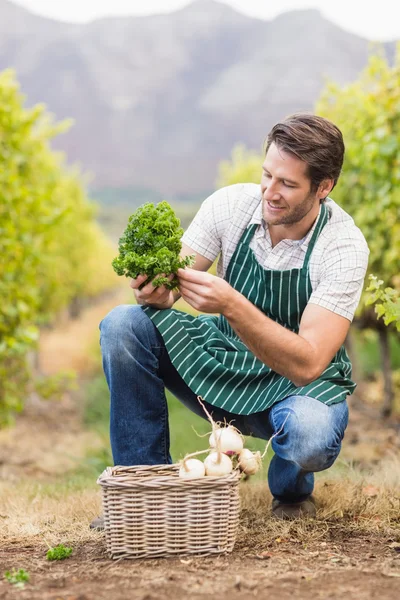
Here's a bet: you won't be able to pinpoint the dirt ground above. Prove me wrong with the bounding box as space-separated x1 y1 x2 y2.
1 294 400 599
1 530 400 599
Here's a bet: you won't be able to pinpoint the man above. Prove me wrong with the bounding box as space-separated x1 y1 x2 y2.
92 113 369 529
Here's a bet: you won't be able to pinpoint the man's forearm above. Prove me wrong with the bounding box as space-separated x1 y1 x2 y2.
222 290 319 386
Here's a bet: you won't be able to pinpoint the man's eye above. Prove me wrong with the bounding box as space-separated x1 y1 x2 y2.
283 182 295 188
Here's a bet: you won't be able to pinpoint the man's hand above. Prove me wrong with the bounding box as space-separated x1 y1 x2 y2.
177 268 237 313
130 274 177 309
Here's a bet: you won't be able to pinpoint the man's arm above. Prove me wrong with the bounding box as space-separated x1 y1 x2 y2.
181 242 214 272
177 268 351 386
223 293 350 386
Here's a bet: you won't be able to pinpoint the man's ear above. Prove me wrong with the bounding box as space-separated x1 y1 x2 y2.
318 178 334 200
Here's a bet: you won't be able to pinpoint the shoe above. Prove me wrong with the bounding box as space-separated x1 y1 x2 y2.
89 515 105 531
271 496 316 520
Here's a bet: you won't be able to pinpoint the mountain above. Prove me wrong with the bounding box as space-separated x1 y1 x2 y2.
0 0 395 195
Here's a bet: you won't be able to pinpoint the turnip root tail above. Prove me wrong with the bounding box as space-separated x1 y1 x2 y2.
261 412 290 459
197 395 223 464
180 448 210 466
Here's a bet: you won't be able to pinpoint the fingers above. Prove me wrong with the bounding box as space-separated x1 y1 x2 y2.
179 288 200 311
131 273 174 305
179 281 206 297
177 267 200 281
130 274 149 290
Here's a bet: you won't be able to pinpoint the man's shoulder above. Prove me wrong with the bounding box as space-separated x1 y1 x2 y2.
322 198 369 249
215 182 261 202
205 183 261 223
221 182 262 213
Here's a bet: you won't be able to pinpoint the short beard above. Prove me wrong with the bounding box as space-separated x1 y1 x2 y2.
264 192 318 226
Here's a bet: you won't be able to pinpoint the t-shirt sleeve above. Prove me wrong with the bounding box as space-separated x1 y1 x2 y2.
308 232 370 321
181 186 236 262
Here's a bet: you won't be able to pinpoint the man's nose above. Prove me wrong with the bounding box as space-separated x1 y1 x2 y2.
263 180 281 201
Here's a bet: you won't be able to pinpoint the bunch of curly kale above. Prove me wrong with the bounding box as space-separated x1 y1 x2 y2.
112 201 194 290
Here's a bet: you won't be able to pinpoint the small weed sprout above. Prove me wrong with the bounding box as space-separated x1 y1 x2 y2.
46 544 73 561
4 568 30 588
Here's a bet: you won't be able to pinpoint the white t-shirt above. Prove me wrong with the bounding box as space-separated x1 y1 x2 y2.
181 183 370 322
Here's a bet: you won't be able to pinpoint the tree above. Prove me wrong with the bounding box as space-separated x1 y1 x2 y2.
0 70 116 424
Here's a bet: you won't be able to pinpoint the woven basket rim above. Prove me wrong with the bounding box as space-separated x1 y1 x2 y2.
97 464 241 489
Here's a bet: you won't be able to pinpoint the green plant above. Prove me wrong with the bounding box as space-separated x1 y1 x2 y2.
217 144 262 187
34 370 78 401
4 568 30 588
46 544 73 561
366 275 400 331
0 69 117 424
112 201 194 289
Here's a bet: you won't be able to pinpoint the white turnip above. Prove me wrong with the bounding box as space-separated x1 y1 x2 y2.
179 458 206 479
204 452 233 476
209 426 244 456
238 449 261 475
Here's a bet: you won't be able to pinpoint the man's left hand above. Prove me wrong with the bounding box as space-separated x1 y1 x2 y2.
177 268 236 314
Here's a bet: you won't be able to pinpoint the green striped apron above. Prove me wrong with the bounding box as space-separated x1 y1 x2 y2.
143 203 356 415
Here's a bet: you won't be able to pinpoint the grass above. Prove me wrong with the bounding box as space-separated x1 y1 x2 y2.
1 455 399 548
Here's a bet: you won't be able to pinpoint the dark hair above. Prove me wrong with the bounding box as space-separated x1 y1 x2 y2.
265 113 345 194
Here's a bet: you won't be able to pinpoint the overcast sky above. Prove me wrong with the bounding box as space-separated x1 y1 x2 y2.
13 0 400 41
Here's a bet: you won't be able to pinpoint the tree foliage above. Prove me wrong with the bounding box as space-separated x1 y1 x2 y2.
366 276 400 332
0 70 116 423
217 144 262 188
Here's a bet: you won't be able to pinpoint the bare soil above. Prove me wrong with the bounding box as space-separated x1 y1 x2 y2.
1 531 400 600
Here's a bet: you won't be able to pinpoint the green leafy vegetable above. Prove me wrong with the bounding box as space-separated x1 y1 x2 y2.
46 544 73 561
112 201 194 289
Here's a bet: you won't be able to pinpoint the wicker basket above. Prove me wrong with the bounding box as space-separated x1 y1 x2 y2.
97 464 241 560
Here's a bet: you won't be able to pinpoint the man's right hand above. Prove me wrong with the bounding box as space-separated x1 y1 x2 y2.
130 274 178 309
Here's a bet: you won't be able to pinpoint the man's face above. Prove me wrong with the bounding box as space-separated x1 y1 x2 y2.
261 142 319 226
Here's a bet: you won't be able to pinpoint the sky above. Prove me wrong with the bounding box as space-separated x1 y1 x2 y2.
13 0 400 42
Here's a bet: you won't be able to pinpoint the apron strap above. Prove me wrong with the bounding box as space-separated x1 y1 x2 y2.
301 202 328 273
240 223 259 247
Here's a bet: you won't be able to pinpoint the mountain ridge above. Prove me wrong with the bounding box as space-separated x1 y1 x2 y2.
0 0 395 194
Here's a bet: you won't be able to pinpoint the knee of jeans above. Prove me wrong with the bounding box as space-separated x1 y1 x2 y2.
273 397 348 472
100 304 150 344
278 412 345 472
289 422 343 472
295 442 341 472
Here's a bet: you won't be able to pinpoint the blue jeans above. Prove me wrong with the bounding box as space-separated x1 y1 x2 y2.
100 305 349 503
